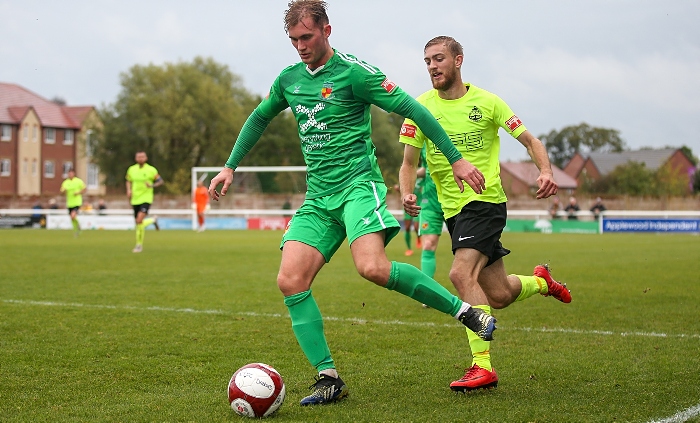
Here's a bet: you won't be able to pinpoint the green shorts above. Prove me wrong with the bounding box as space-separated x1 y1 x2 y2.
281 181 400 262
419 208 444 236
418 184 444 236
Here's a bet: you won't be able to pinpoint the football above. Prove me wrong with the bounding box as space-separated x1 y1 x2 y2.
228 363 286 418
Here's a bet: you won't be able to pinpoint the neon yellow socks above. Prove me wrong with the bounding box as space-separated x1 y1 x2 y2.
385 261 462 315
284 290 335 372
514 274 547 302
71 218 80 232
135 218 155 246
466 305 492 370
421 249 436 278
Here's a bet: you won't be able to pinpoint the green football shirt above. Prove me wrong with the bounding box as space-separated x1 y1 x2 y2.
248 50 409 199
400 83 527 219
60 177 85 208
126 163 159 205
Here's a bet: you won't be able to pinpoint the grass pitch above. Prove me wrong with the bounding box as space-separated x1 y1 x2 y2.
1 229 699 422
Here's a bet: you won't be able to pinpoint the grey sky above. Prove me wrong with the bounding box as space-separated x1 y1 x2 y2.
2 0 699 162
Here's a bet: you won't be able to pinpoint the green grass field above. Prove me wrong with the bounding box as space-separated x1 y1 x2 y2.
1 229 699 422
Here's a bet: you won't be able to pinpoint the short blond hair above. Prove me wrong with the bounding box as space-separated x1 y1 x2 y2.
424 36 463 58
284 0 329 33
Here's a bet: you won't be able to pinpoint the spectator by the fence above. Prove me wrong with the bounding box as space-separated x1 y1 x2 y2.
564 196 580 220
590 197 606 220
549 196 562 219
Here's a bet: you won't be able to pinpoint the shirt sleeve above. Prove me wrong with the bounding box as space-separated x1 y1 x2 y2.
398 117 426 149
492 95 527 139
351 65 405 113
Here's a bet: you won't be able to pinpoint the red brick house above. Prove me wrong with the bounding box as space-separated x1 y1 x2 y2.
0 82 105 197
500 161 578 197
563 149 696 193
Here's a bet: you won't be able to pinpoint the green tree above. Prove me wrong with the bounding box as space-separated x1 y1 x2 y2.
370 106 404 187
97 57 255 194
540 123 627 168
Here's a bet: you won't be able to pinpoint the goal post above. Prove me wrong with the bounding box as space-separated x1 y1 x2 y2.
191 166 308 230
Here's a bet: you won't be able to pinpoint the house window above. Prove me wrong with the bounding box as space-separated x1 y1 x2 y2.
23 159 28 175
87 163 100 189
1 125 11 141
23 124 29 142
62 161 73 178
45 128 55 144
44 160 55 178
32 159 37 176
63 129 74 145
0 159 11 176
32 125 38 142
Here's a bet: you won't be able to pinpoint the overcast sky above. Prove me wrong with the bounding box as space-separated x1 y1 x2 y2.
2 0 699 162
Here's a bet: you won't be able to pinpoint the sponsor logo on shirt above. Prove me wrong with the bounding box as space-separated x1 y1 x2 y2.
400 123 417 138
506 115 523 131
381 78 397 93
468 106 483 122
321 82 334 99
296 103 328 133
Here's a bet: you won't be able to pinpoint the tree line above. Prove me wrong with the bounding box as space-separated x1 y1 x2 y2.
91 57 698 196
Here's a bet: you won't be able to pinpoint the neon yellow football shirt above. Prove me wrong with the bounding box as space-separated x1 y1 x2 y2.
400 83 527 219
126 163 159 205
60 177 86 208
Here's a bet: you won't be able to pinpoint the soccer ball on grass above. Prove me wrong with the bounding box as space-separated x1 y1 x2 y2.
228 363 286 418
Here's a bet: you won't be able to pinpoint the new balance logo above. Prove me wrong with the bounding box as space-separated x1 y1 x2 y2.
293 86 301 94
458 235 474 241
362 218 370 225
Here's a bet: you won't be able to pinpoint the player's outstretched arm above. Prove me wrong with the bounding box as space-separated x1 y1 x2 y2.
516 130 558 199
399 144 421 217
208 167 234 201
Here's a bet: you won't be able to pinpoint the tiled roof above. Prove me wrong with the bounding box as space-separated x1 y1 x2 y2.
0 82 94 128
500 161 578 189
586 149 678 174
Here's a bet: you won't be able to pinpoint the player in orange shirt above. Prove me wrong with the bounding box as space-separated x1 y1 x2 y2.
193 180 210 232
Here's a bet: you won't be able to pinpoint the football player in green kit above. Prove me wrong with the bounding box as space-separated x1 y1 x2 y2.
400 36 571 393
208 0 496 406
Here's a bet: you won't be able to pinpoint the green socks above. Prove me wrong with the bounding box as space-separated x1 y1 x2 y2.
404 228 412 250
385 261 462 316
284 290 335 372
421 249 436 278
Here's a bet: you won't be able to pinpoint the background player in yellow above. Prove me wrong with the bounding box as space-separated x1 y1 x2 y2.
400 36 571 392
60 168 85 237
126 151 163 253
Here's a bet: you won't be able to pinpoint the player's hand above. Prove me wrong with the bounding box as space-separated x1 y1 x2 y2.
146 182 153 188
451 158 485 194
209 167 234 201
535 172 558 199
402 193 421 218
126 190 132 200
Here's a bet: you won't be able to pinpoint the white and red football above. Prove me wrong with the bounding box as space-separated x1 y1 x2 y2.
228 363 286 418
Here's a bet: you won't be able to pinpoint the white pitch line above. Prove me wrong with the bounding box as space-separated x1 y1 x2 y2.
646 403 700 423
3 299 700 340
